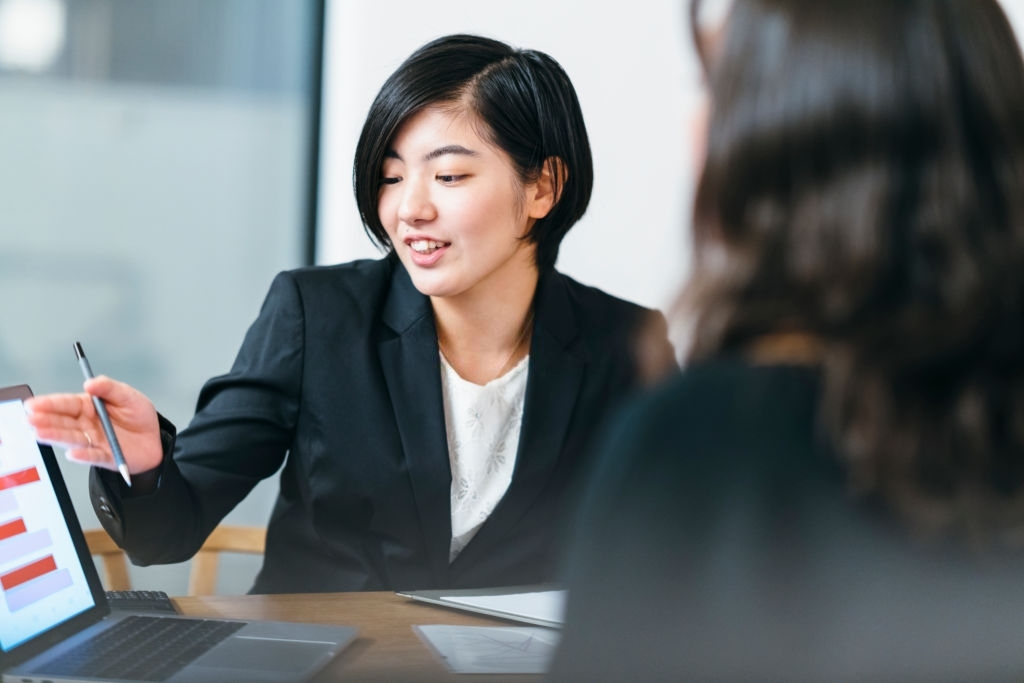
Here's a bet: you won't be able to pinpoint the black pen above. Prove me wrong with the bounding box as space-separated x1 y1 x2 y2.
73 342 132 487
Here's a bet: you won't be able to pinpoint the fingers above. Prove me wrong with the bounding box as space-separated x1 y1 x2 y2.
65 439 120 470
33 422 123 473
29 421 119 471
82 374 130 405
24 393 105 455
24 394 95 435
23 393 89 420
81 376 158 432
25 378 163 475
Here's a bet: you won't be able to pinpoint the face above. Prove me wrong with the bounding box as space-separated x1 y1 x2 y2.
378 105 550 304
689 1 727 177
686 88 710 180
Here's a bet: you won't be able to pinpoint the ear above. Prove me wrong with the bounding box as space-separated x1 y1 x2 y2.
525 157 567 220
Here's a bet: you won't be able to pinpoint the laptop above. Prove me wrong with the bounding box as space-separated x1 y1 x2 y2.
396 584 566 629
0 384 357 683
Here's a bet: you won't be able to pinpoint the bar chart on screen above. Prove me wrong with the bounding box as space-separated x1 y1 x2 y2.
0 398 94 650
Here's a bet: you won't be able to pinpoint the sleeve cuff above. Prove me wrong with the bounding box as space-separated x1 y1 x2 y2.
101 413 176 498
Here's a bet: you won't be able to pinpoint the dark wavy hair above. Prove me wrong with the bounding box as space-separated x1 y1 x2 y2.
685 0 1024 539
352 34 593 272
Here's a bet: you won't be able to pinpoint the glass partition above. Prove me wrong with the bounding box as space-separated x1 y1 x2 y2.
0 0 323 594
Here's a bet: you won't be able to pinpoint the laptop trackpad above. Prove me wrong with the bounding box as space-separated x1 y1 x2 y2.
200 637 327 672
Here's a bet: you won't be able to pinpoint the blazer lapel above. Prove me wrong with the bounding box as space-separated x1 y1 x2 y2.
451 271 585 569
378 261 452 584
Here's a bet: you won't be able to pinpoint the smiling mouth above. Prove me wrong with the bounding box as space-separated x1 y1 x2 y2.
409 239 450 254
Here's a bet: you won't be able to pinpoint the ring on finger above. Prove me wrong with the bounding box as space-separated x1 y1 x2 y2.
82 430 93 448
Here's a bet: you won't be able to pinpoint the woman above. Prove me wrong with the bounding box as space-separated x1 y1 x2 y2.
550 1 1024 681
26 34 675 594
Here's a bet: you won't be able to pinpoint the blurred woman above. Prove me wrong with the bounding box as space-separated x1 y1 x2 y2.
550 1 1024 680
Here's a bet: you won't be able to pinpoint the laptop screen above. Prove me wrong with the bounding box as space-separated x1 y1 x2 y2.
0 385 104 654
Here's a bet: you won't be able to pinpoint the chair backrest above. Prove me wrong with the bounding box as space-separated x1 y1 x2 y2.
84 525 266 595
187 524 266 595
84 527 132 591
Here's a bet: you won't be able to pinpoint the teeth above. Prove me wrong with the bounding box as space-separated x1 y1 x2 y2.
410 239 447 253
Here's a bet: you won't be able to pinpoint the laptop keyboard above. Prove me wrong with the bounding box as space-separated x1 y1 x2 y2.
39 614 246 681
105 589 179 613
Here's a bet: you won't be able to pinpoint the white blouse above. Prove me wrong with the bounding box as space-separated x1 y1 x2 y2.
440 352 529 562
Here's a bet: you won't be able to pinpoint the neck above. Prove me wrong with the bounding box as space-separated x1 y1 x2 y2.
433 278 538 386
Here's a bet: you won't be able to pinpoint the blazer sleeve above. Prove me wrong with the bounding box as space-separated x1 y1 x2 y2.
89 271 305 565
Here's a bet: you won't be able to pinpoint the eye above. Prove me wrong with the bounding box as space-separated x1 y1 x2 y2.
436 174 465 184
380 176 401 185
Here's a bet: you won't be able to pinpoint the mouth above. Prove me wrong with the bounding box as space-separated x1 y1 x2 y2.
407 238 451 254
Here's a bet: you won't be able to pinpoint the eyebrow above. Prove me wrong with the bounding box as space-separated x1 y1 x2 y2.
384 145 480 162
425 144 479 161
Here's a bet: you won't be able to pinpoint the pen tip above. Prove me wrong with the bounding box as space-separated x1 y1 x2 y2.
73 341 84 359
119 464 132 487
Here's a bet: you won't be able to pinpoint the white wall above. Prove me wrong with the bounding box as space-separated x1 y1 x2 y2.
1008 0 1024 41
315 0 699 324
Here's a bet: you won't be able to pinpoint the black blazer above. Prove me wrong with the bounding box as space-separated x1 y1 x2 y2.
91 255 673 593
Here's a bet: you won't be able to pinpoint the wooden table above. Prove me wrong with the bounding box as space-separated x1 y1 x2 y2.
173 591 547 682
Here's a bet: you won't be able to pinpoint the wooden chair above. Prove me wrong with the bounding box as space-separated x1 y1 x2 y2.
186 524 266 595
84 525 266 595
84 528 132 591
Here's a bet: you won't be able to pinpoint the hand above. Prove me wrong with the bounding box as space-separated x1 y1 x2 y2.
24 376 164 475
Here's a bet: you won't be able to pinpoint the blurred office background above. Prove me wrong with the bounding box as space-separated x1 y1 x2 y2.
0 0 321 594
2 0 1023 595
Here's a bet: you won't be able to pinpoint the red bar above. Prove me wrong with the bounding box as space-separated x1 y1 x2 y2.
0 518 26 540
0 467 41 492
1 555 57 590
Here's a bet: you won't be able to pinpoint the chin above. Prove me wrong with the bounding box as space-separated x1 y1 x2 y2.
406 272 458 299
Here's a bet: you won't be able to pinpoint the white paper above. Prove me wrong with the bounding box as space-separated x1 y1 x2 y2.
438 589 567 626
414 624 561 674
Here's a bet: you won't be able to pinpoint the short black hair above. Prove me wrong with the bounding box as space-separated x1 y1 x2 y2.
353 33 593 271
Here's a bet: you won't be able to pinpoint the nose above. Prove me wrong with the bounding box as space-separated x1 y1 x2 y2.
397 178 437 225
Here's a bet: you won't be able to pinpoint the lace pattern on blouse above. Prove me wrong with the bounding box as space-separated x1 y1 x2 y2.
440 352 529 562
